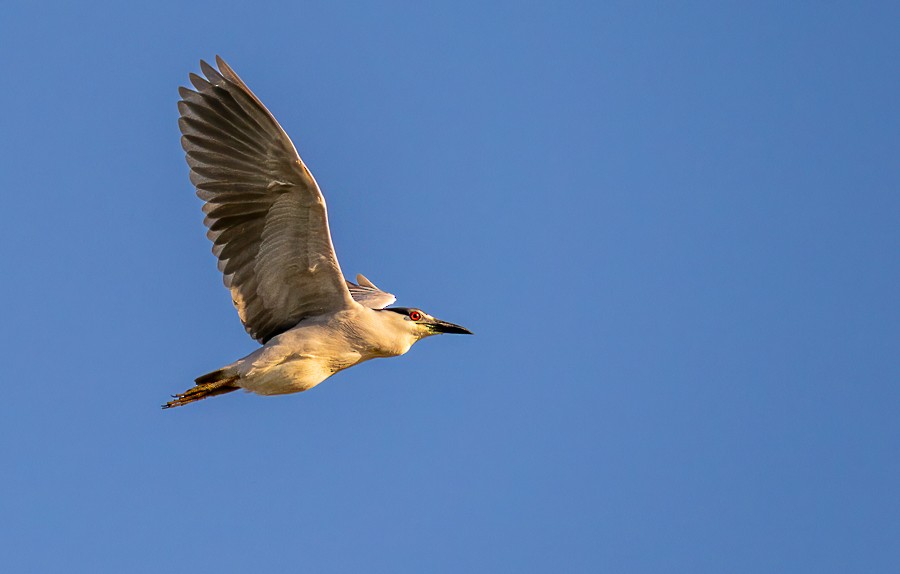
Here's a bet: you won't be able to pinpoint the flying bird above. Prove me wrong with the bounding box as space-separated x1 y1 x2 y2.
164 56 471 409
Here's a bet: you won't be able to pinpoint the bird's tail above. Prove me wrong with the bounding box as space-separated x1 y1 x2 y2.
163 368 239 409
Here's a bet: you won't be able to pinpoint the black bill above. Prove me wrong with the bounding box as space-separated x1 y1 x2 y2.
429 319 473 335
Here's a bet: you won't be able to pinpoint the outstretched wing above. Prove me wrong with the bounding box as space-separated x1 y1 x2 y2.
178 56 356 343
345 274 396 309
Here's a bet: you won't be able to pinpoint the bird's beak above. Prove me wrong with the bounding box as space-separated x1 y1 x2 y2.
428 318 473 335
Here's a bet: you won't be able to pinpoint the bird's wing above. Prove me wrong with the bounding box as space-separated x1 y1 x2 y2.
178 56 356 343
345 274 396 309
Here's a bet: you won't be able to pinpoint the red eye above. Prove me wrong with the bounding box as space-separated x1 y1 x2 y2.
409 311 422 321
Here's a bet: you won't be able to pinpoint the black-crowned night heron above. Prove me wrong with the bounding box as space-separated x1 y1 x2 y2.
164 56 471 409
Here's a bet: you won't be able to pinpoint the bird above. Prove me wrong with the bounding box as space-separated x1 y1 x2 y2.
164 56 472 409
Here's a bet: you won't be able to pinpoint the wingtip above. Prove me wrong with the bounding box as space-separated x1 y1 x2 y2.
215 55 240 82
199 59 220 82
357 273 376 288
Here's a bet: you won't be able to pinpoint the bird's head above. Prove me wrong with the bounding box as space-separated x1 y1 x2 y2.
380 307 473 340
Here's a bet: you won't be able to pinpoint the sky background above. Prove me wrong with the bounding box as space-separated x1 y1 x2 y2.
1 1 898 572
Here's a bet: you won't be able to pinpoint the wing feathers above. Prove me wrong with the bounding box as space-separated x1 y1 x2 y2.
179 56 356 343
346 275 397 309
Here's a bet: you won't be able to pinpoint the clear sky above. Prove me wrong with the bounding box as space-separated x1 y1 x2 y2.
1 1 898 572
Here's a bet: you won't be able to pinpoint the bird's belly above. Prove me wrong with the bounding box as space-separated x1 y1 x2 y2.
239 351 360 396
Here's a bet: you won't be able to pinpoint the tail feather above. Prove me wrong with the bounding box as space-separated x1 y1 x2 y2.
163 368 239 409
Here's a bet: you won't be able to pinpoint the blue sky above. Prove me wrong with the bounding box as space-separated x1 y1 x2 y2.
1 1 898 572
